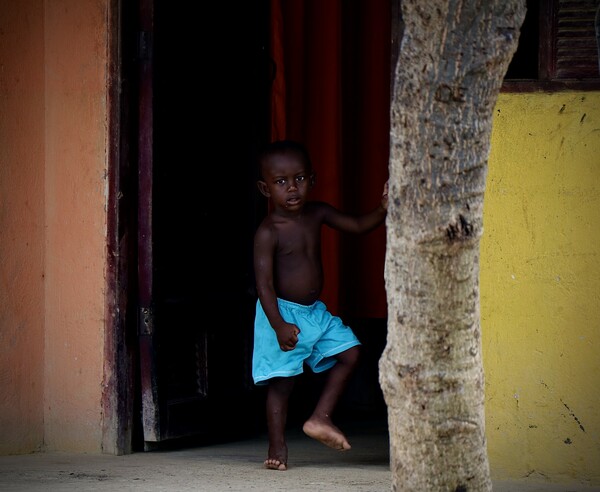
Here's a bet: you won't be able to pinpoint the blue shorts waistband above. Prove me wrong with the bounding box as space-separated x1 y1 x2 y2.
258 298 320 312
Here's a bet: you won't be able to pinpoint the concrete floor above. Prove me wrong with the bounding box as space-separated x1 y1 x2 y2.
0 424 598 492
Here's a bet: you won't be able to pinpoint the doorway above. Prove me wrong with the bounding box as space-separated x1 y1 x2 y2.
121 0 391 451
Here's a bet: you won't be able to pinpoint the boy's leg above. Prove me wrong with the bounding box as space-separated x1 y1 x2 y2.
303 345 360 450
265 376 295 470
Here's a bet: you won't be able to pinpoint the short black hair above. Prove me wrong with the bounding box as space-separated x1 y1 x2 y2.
257 140 312 179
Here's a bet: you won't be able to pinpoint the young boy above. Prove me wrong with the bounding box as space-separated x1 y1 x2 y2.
252 140 388 471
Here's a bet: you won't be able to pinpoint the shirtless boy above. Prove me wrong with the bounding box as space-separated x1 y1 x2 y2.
252 139 388 470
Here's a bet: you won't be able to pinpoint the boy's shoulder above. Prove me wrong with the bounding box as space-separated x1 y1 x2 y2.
305 200 335 216
305 200 332 211
256 213 276 229
255 201 332 228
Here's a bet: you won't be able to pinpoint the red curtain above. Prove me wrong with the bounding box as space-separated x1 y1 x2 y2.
270 0 391 319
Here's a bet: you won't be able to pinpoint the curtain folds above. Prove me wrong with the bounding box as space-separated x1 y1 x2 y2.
269 0 391 319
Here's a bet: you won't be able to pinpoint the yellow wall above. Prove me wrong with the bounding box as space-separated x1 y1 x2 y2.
482 92 600 484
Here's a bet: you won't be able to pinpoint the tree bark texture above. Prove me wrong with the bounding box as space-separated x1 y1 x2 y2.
380 1 525 491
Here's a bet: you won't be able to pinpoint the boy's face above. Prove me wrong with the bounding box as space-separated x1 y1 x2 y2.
257 151 314 213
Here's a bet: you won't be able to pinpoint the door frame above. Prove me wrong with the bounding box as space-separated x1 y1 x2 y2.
103 0 147 455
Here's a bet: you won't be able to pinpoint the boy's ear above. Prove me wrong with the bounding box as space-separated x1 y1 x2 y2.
309 172 316 188
257 180 271 198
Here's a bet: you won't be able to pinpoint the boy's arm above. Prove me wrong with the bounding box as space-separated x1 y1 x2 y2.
321 181 388 234
253 225 300 351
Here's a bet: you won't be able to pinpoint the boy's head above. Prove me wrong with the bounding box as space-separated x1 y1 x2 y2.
257 140 312 181
256 140 315 207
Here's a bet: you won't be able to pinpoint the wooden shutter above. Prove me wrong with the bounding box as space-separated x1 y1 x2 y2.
504 0 600 91
541 0 600 80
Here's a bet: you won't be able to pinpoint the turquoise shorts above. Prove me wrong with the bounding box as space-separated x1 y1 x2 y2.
252 298 361 385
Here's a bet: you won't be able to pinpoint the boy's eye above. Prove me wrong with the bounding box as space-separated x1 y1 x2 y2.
296 176 306 183
275 179 286 185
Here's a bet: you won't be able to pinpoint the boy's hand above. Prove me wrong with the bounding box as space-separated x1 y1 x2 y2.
275 322 301 351
381 181 389 210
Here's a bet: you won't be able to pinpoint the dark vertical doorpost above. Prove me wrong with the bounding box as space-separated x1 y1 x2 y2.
137 0 162 445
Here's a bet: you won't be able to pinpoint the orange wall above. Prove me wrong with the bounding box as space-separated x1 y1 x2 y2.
43 0 109 452
0 0 46 454
0 0 109 453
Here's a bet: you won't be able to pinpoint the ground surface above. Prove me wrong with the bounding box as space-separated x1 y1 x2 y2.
0 425 598 492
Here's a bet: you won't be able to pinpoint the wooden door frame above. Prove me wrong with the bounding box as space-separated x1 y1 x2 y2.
102 0 145 455
102 0 272 454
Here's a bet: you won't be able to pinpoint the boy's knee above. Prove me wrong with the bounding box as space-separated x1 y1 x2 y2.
341 345 361 368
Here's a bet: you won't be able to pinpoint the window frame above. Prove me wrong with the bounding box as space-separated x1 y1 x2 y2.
502 0 600 92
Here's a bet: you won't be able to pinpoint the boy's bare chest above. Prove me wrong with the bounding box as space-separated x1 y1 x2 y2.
274 221 320 257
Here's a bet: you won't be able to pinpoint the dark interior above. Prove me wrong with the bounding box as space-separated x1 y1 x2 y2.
129 0 388 450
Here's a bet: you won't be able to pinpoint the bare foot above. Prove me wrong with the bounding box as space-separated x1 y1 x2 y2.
303 418 351 451
264 458 287 471
264 443 287 471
